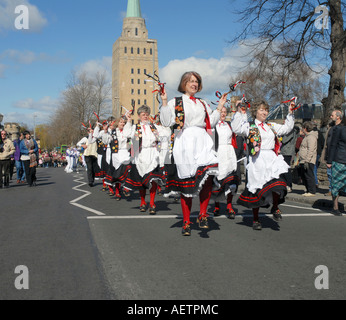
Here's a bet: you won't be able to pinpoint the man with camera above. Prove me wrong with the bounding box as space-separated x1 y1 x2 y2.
0 130 16 188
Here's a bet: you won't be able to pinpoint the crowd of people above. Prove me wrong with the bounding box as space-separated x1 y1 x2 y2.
70 71 345 235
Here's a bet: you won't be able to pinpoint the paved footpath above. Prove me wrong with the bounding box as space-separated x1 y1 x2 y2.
1 167 345 301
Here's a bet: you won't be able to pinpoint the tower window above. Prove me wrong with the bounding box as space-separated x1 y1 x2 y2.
138 99 140 105
137 68 140 74
131 47 133 54
137 48 140 54
124 47 127 54
131 68 134 74
137 79 140 84
143 48 146 55
138 89 140 95
150 48 152 55
135 28 138 36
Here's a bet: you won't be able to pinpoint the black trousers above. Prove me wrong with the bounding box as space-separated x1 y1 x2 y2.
0 159 11 186
85 156 98 184
300 162 316 194
283 155 293 188
23 160 37 186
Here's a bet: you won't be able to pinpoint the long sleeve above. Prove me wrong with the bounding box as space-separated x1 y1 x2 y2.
231 112 249 137
160 103 175 127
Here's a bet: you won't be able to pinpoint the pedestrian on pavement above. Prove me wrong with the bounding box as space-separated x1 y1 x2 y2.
160 71 227 235
0 130 16 188
211 106 240 219
298 121 318 196
12 132 26 184
231 99 295 230
326 113 346 216
320 108 343 196
20 131 39 187
123 105 165 214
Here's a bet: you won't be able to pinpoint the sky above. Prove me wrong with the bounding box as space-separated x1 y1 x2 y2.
0 0 332 129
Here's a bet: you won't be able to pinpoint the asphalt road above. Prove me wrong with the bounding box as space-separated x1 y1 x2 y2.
1 167 345 301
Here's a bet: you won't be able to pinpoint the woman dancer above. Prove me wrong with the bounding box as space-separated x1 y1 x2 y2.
231 100 295 230
123 106 165 214
103 116 132 200
160 71 227 236
212 106 239 219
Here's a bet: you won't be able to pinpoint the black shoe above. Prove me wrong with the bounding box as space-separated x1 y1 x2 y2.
139 204 147 212
197 214 209 229
252 221 262 230
123 189 130 197
213 207 220 217
149 206 156 215
182 221 191 236
226 209 236 219
331 209 342 216
271 208 283 221
88 183 94 187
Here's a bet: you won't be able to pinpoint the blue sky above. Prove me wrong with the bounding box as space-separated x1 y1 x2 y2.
0 0 332 128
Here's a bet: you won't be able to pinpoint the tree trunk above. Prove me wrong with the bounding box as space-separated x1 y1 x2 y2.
323 0 346 126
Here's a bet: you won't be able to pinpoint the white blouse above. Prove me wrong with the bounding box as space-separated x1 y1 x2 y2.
160 94 220 129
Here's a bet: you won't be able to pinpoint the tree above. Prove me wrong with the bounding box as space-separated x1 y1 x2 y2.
49 69 111 146
230 0 345 125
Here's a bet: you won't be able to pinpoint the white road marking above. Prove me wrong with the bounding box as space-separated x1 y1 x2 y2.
70 174 339 219
70 175 105 216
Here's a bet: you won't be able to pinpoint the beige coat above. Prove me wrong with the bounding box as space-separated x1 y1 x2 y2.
298 130 318 164
0 138 15 160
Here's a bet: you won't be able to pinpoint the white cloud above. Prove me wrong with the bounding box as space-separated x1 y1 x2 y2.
159 45 252 103
13 96 58 113
0 0 47 33
0 49 69 64
76 56 112 81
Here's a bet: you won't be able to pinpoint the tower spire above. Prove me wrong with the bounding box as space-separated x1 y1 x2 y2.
126 0 142 18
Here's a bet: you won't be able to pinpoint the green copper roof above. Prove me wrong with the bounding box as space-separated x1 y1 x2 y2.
126 0 142 18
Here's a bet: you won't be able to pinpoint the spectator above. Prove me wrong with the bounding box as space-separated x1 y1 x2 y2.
280 125 298 192
326 113 346 215
0 130 16 188
12 132 26 184
298 121 318 196
20 131 39 187
312 121 325 189
320 109 343 196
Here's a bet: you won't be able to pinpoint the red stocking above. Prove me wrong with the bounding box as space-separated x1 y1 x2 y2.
199 176 213 216
227 194 233 211
150 181 158 207
181 194 192 223
139 188 146 206
115 183 121 196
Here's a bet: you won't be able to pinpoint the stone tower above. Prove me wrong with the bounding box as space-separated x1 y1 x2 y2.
112 0 159 122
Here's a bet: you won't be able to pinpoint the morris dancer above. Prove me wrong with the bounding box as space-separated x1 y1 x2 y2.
103 116 132 200
123 105 165 214
212 106 239 219
160 71 227 236
231 100 295 230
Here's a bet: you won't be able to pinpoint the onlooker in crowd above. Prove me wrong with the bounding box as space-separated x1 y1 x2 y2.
320 109 343 196
298 121 318 196
0 130 16 188
12 132 26 184
312 121 325 189
280 125 298 192
294 126 305 184
20 131 39 187
326 113 346 216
